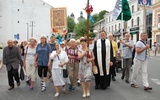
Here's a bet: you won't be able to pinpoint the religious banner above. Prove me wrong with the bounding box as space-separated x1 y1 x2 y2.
138 0 152 7
50 7 67 29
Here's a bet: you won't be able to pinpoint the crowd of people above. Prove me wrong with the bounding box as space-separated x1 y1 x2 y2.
2 31 152 98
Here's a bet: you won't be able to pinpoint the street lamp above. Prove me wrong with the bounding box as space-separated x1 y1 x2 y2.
30 21 35 37
26 23 29 41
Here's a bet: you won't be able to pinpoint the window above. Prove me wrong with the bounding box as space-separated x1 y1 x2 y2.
112 25 113 32
131 19 134 27
132 5 134 13
158 14 160 23
137 17 140 26
115 25 117 31
17 9 19 11
137 6 140 11
109 26 110 32
119 23 120 30
17 21 20 23
106 18 108 23
106 28 107 32
109 16 110 23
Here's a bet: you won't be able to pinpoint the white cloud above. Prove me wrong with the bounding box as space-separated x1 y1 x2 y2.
43 0 117 21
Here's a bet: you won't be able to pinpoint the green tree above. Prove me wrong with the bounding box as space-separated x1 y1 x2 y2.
92 13 99 23
97 10 108 21
89 32 95 38
67 17 76 33
74 19 87 39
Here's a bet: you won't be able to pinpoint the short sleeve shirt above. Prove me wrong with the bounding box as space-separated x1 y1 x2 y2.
120 40 134 59
135 40 147 61
36 43 52 66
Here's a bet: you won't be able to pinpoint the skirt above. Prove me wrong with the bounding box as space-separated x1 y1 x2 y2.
52 69 66 86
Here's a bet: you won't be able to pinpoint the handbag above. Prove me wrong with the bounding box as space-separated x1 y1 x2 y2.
57 55 68 78
92 65 98 74
20 66 25 80
63 68 68 78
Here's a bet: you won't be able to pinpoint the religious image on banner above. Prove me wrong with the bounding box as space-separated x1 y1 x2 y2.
138 0 152 7
50 7 67 29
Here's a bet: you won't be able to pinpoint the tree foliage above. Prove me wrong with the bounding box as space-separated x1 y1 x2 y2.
92 13 99 23
92 10 109 23
98 10 108 21
74 19 87 39
67 17 76 33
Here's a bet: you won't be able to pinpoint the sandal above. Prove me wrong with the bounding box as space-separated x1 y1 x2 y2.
131 84 139 88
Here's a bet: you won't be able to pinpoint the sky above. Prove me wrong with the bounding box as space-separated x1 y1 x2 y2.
42 0 117 20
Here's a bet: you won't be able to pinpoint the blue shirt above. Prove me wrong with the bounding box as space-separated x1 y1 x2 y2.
120 40 133 59
36 43 52 66
135 40 147 61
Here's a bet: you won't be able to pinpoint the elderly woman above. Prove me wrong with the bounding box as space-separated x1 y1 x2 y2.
24 38 37 90
78 38 94 98
50 43 69 97
34 35 52 92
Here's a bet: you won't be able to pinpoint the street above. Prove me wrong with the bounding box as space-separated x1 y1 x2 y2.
0 56 160 100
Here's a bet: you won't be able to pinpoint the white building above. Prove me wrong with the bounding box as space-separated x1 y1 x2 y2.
104 11 122 37
0 0 52 45
93 0 147 43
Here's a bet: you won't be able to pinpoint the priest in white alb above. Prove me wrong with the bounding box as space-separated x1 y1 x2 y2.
93 31 114 90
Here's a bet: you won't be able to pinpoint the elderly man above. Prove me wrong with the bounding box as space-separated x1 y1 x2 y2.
93 31 114 90
120 33 134 83
3 40 23 90
131 33 152 91
66 39 79 91
108 34 118 81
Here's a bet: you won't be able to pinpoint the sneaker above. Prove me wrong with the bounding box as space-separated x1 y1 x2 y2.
26 80 30 85
71 87 75 91
41 81 44 86
144 86 152 91
69 85 72 90
29 86 33 91
41 86 46 92
125 80 130 84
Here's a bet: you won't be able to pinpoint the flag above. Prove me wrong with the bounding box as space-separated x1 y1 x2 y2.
138 0 152 7
112 0 132 21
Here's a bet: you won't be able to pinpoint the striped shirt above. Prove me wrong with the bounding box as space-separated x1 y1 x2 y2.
66 47 79 63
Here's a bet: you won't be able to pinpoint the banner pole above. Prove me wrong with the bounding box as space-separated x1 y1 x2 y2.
121 12 124 69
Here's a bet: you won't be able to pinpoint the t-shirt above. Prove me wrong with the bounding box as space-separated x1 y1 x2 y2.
25 47 36 60
49 43 56 51
120 40 134 59
135 40 147 61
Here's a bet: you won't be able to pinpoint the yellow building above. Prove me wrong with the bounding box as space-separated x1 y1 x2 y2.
152 0 160 43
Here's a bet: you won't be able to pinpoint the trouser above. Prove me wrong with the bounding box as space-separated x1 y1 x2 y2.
94 68 111 88
122 58 132 81
38 66 48 78
131 58 149 87
111 57 116 77
7 67 20 87
68 62 79 86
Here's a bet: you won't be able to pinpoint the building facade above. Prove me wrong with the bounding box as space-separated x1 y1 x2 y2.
93 0 152 44
0 0 52 45
152 0 160 44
